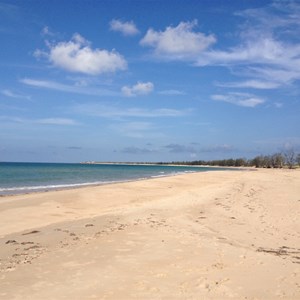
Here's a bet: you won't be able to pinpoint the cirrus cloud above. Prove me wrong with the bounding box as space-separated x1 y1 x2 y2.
20 78 118 97
165 143 196 153
216 80 281 90
111 121 162 139
121 146 156 154
211 92 265 108
0 116 79 126
196 3 300 89
1 89 31 99
72 103 190 119
36 118 79 126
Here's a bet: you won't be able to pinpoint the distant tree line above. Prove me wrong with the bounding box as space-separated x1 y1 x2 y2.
158 150 300 169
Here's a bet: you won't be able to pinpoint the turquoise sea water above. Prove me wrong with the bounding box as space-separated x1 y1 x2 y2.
0 162 228 195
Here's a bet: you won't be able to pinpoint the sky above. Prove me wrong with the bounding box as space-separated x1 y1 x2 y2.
1 0 300 163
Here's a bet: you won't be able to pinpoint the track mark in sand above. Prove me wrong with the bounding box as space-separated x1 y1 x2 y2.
1 241 46 272
93 221 130 239
22 230 40 235
194 216 206 223
257 246 300 263
194 211 207 224
1 230 45 271
21 241 34 245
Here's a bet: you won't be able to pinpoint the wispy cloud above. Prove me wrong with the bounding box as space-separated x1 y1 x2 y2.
165 143 196 153
73 103 190 119
0 116 79 126
41 26 56 37
34 33 127 75
121 146 156 154
0 116 24 123
140 20 216 60
254 137 300 152
216 80 281 90
211 92 265 108
196 36 300 87
109 19 139 36
140 4 300 91
121 81 154 97
67 146 82 150
158 89 185 95
111 121 164 139
164 143 235 154
36 118 79 125
235 1 300 32
199 144 234 153
21 78 118 96
0 2 20 23
1 89 31 99
196 2 300 89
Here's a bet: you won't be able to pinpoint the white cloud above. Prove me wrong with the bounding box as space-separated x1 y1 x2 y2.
165 143 196 153
254 137 300 152
200 144 234 153
197 37 291 67
235 2 300 32
21 78 118 96
36 118 79 126
164 143 235 155
247 66 300 86
158 89 185 95
72 103 190 118
195 3 300 89
121 146 156 154
216 80 281 89
0 116 78 126
274 102 283 108
136 4 300 92
140 20 216 59
41 26 56 37
1 89 30 99
109 19 139 36
211 93 265 108
122 81 154 97
111 121 161 138
0 116 24 123
35 33 127 75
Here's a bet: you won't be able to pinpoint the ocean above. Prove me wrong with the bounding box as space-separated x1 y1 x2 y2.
0 162 228 196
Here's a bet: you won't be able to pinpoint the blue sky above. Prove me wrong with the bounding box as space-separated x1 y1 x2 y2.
1 0 299 163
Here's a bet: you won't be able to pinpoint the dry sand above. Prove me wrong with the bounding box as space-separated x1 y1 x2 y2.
0 168 299 299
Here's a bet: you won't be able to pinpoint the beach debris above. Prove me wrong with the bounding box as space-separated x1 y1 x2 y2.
85 223 94 227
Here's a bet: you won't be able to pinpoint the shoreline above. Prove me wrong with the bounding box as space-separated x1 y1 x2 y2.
0 165 247 197
1 169 299 299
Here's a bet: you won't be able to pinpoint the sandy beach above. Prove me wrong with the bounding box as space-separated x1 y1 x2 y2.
0 168 299 299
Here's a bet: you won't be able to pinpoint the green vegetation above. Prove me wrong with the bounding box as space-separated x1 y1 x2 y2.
159 150 300 169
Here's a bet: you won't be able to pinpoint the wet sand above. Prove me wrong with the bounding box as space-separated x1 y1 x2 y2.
0 168 299 299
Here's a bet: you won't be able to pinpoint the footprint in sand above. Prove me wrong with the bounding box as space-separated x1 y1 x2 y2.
5 240 17 245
